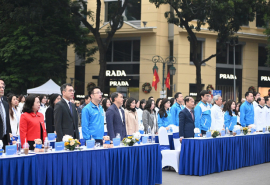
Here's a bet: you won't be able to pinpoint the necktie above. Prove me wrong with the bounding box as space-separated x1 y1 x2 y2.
190 110 194 121
69 102 73 115
0 101 5 137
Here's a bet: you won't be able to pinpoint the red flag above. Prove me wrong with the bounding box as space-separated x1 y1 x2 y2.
152 69 160 91
165 71 170 90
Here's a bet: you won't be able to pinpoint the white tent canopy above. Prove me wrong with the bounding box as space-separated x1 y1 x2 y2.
27 79 61 95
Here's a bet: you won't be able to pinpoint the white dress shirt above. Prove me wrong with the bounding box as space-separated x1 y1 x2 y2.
253 101 259 109
39 103 47 120
10 107 21 136
210 104 224 131
119 109 123 123
264 106 270 127
254 105 266 131
0 100 6 135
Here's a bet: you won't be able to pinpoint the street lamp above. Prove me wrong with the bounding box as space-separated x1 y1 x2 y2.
152 55 177 92
230 38 238 101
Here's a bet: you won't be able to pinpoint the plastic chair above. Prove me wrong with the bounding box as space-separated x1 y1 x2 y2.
158 127 180 173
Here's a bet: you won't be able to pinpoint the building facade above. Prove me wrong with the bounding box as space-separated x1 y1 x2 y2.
67 0 270 101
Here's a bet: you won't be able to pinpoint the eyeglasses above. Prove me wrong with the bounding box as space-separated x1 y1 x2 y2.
67 90 75 93
0 86 5 90
93 92 103 95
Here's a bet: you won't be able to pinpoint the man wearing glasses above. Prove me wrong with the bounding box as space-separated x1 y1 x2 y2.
54 83 79 142
0 78 11 147
194 90 212 135
81 87 104 146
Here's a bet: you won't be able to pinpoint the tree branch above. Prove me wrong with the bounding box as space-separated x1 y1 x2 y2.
200 53 218 65
71 10 96 36
95 0 101 33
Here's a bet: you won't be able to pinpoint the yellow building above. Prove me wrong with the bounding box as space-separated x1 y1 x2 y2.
67 0 270 101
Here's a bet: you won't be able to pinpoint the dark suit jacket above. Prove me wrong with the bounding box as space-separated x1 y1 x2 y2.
179 108 195 138
54 99 79 142
45 106 55 133
106 103 127 140
0 100 11 145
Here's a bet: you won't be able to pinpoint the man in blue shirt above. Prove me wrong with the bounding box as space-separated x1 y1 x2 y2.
240 91 254 127
82 87 104 145
194 90 211 134
170 92 184 126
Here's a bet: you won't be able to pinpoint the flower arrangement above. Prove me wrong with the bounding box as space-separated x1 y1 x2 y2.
63 135 81 151
243 127 248 135
211 130 220 138
122 136 139 146
268 126 270 132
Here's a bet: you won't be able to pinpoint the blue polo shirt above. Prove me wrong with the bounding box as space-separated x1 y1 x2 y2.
170 102 184 126
194 101 211 132
240 100 254 127
158 110 172 128
81 102 104 140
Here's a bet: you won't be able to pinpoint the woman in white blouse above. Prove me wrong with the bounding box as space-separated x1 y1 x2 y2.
8 94 21 144
18 95 25 113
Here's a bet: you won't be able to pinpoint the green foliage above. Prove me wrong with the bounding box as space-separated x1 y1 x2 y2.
0 0 97 94
264 4 270 66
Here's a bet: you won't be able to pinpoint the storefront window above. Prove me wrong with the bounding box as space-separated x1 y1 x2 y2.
256 11 265 28
104 0 141 22
106 40 140 62
190 41 202 62
216 43 242 65
258 46 268 67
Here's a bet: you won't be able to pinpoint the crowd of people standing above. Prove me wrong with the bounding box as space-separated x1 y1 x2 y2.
0 77 270 149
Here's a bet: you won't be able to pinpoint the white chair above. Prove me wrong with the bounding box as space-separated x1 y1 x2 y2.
158 127 180 173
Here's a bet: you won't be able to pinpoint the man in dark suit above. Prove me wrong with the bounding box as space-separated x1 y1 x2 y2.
106 92 127 140
179 96 195 143
0 78 11 147
54 83 79 142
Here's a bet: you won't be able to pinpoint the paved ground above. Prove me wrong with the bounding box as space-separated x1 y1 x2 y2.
161 162 270 185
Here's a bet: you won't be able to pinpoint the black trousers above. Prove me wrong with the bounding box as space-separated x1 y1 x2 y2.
201 130 207 135
95 139 103 146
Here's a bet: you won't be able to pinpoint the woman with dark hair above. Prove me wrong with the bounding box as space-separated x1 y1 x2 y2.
39 95 48 119
139 99 146 110
18 95 25 113
122 98 128 110
158 98 172 129
236 102 241 125
142 99 158 134
102 98 111 134
20 95 47 150
154 98 162 119
223 100 238 132
124 98 138 135
45 94 61 133
8 94 21 144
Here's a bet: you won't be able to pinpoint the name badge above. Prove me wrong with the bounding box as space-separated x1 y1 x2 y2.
86 140 95 149
113 138 120 146
6 145 17 155
55 142 65 151
221 130 225 136
206 131 211 138
263 128 266 133
48 133 56 141
236 130 240 135
142 136 148 144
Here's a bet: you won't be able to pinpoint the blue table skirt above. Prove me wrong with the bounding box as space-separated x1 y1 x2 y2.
179 134 270 176
108 144 162 185
0 155 36 185
36 149 109 185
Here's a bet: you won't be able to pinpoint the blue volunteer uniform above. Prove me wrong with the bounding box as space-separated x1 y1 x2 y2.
224 111 237 131
240 100 254 127
170 102 184 126
194 101 211 132
158 110 172 128
81 102 104 140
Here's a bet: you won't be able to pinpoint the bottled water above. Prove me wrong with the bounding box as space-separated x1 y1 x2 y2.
148 126 151 135
116 133 121 139
16 136 21 155
170 126 173 133
226 127 230 136
44 137 50 152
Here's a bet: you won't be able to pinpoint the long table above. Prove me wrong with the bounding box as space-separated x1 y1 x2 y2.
0 144 162 185
179 133 270 176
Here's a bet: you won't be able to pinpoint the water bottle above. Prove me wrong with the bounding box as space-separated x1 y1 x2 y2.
170 126 173 133
0 140 3 156
226 127 230 136
148 126 151 135
44 137 50 152
116 133 121 139
16 137 21 155
151 130 155 143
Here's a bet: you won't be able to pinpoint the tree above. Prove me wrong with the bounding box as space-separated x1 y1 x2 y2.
70 0 133 92
149 0 267 100
264 3 270 66
0 0 97 94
